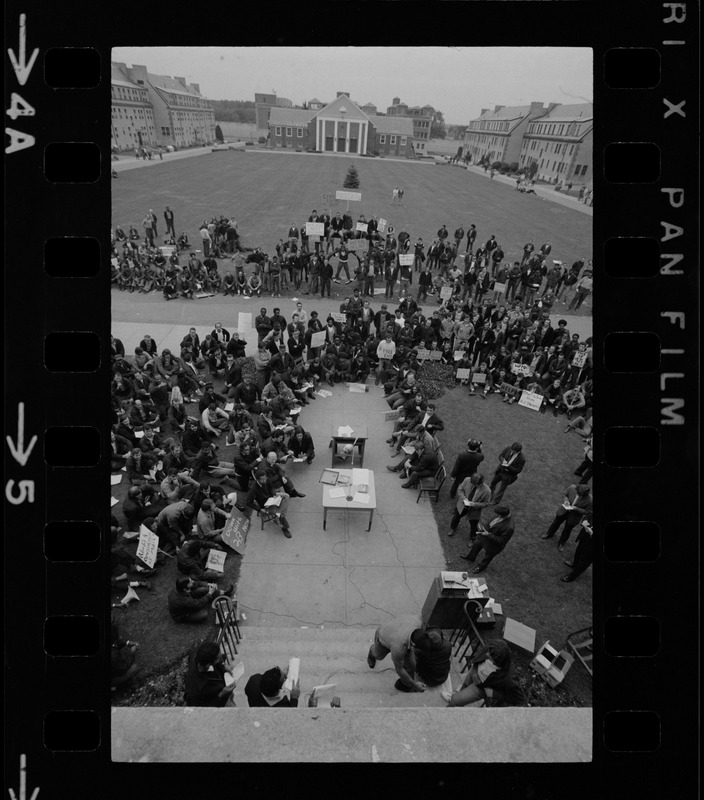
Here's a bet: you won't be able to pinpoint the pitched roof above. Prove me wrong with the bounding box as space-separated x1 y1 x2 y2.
369 115 414 135
111 64 142 89
474 104 533 122
537 102 593 122
269 107 316 126
317 94 370 121
148 73 204 99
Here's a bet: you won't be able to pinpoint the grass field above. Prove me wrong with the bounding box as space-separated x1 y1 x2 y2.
112 151 592 706
112 150 591 270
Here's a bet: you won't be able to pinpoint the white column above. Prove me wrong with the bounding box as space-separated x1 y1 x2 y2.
334 120 338 152
363 122 368 154
344 121 349 153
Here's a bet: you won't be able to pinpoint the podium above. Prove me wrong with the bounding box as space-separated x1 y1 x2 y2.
421 575 489 630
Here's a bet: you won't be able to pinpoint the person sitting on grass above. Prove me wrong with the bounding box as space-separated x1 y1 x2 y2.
177 538 225 582
111 617 141 691
167 575 233 624
441 639 525 707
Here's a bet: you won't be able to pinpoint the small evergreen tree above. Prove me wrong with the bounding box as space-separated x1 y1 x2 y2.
215 125 224 142
343 165 360 189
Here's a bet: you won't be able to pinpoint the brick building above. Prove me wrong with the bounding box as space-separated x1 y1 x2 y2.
518 103 593 185
111 62 215 150
268 94 414 158
386 98 434 155
463 102 549 166
254 92 293 131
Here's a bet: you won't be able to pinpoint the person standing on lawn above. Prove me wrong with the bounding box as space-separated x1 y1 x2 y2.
367 614 427 693
489 442 526 504
561 513 594 582
448 473 491 543
448 439 484 498
541 483 593 552
461 504 515 573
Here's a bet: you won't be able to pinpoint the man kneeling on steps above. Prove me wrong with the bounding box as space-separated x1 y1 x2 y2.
367 614 427 693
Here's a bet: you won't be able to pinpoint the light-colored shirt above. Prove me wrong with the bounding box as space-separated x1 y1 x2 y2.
377 615 422 669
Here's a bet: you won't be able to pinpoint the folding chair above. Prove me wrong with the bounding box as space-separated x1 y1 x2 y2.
257 506 279 530
416 464 447 503
213 595 241 660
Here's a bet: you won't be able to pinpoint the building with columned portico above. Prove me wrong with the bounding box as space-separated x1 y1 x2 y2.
267 94 414 158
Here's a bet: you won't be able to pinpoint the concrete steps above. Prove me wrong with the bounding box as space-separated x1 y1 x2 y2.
230 625 465 708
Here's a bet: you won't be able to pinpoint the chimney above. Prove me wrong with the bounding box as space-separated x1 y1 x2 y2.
546 102 560 114
480 108 488 116
191 83 200 93
174 76 186 85
529 101 545 113
494 105 504 112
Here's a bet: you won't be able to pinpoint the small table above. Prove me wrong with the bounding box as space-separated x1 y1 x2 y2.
322 469 376 531
421 575 490 629
330 419 368 467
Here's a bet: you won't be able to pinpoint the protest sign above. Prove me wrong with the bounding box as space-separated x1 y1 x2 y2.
377 218 387 234
355 222 368 233
205 549 227 573
136 524 159 569
310 330 327 349
384 409 401 421
378 343 396 360
493 282 506 294
440 286 453 300
572 350 587 368
453 351 465 361
221 509 251 556
336 190 362 202
456 368 472 381
399 254 414 266
331 312 346 323
416 348 431 361
306 221 325 237
499 382 519 396
518 390 544 411
511 363 532 377
472 372 487 384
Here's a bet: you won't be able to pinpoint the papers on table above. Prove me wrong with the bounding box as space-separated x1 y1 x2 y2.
319 469 339 485
352 492 370 504
110 496 119 507
283 657 300 691
264 496 282 507
328 487 347 499
352 468 369 485
441 571 472 589
466 579 485 599
110 473 123 485
337 425 354 437
477 583 488 593
486 598 503 615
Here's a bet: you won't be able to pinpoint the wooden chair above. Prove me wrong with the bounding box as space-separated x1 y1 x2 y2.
416 464 447 503
213 595 241 660
257 506 279 530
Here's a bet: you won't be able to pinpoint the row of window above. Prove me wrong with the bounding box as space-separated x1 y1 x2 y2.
472 120 510 132
274 126 305 138
525 140 576 156
379 135 407 146
528 121 587 137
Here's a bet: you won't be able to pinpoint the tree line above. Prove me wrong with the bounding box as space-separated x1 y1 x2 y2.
211 100 256 123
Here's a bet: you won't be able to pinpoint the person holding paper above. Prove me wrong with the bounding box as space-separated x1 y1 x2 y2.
289 426 315 465
448 473 491 541
442 640 525 707
461 505 515 572
177 539 225 582
367 614 427 693
244 666 301 707
399 441 440 489
561 514 594 582
541 484 593 551
262 452 305 498
489 442 526 504
184 642 238 707
246 472 293 538
168 576 233 624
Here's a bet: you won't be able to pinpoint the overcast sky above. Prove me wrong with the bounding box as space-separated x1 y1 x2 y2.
112 47 592 124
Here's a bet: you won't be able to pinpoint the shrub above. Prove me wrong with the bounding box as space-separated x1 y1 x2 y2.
491 161 502 170
258 137 266 144
509 162 519 173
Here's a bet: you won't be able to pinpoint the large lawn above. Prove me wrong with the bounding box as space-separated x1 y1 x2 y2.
113 150 591 269
112 152 593 706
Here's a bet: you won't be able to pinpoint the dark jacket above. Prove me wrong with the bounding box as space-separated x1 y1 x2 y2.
467 642 525 706
168 586 213 622
494 447 526 481
244 673 298 707
450 450 485 481
479 514 515 553
184 652 229 707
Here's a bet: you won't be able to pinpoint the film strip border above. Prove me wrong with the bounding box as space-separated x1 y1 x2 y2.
2 2 699 796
